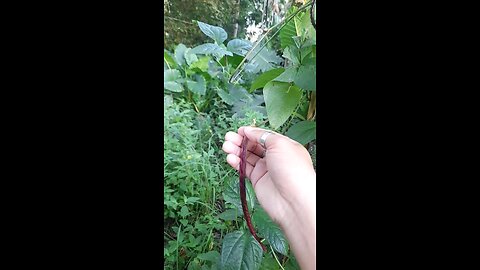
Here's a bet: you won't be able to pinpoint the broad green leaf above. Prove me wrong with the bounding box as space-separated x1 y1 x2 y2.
164 69 183 92
285 120 316 145
164 81 184 92
227 39 252 56
273 67 298 83
250 68 285 92
186 75 206 95
191 43 232 60
189 56 210 72
220 230 264 270
164 69 181 81
279 18 297 49
217 88 237 105
197 251 220 262
174 44 188 66
191 43 223 55
263 82 302 129
232 94 266 118
184 48 199 66
252 207 289 256
197 21 228 45
217 208 241 221
216 84 249 106
294 63 316 91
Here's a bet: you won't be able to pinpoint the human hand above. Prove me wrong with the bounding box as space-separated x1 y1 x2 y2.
222 126 316 269
222 126 316 229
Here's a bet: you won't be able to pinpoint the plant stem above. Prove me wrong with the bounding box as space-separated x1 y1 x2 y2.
270 245 286 270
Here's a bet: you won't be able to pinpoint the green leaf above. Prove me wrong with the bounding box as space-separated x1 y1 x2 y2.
227 39 252 56
263 82 302 129
191 43 223 55
273 67 298 83
187 259 202 270
164 81 184 92
285 255 301 270
164 69 183 92
186 75 206 95
184 48 199 66
223 176 255 212
179 206 189 218
220 54 244 69
252 207 289 256
220 230 264 270
259 255 281 270
294 63 316 91
216 84 249 106
296 11 316 44
164 51 177 69
250 68 285 92
185 196 200 204
282 47 300 66
164 69 181 81
279 18 297 49
189 56 210 72
191 43 232 60
197 21 228 45
249 46 282 73
174 44 188 66
285 121 316 145
197 251 220 262
217 208 241 221
232 94 266 118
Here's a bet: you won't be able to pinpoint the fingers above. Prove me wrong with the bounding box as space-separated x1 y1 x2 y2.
226 153 254 175
239 126 297 150
226 152 266 186
223 132 266 157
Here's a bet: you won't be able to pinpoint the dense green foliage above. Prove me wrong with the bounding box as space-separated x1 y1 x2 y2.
164 2 316 268
164 0 263 49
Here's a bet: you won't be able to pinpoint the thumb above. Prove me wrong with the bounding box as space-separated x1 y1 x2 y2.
240 126 287 150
